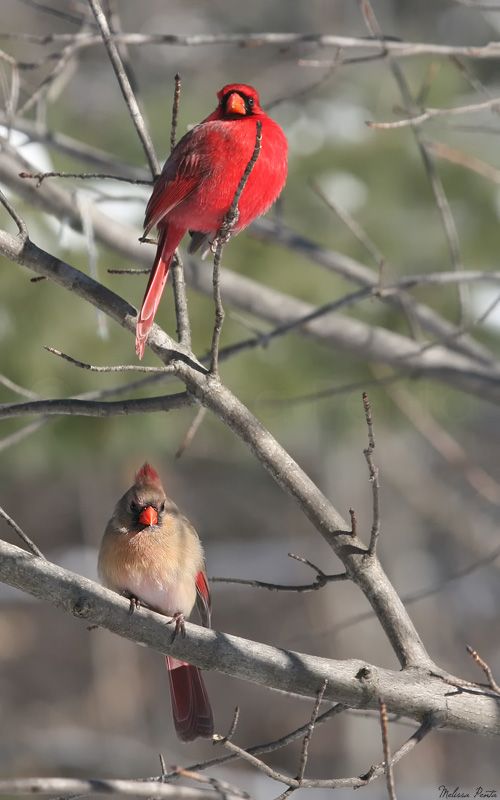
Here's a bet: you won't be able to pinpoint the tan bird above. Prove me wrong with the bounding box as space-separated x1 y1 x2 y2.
98 463 213 741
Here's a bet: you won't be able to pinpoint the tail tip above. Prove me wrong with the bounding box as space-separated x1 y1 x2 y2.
135 330 146 360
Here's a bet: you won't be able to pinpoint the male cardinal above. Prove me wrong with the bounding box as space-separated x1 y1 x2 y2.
98 463 213 741
135 82 288 358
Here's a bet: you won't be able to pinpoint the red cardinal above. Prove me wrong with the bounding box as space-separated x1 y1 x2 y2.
98 463 213 741
135 82 288 358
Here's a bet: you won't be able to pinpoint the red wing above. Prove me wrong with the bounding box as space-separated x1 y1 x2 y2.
144 135 211 237
195 570 211 628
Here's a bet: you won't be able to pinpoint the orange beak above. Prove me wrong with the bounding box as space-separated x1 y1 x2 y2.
138 505 158 526
225 92 246 116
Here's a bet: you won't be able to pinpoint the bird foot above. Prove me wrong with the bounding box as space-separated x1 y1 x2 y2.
168 611 186 642
123 592 141 615
211 212 239 253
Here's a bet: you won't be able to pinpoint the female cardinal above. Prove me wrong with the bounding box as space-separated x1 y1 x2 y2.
135 82 288 358
98 463 213 741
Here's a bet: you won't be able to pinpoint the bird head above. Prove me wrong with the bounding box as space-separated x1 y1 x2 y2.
113 463 170 532
217 83 262 118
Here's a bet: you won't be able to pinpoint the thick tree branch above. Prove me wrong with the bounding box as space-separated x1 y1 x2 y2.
0 539 499 735
0 778 238 799
0 392 193 419
171 360 432 669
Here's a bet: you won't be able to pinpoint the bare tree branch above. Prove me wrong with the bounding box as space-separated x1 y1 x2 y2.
213 711 433 789
3 31 500 60
0 777 242 800
211 552 347 592
0 186 27 239
2 540 499 734
362 392 381 556
209 120 262 375
378 698 398 800
0 506 44 558
466 645 500 694
87 0 159 176
0 393 193 419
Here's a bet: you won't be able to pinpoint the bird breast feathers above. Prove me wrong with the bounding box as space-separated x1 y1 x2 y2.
98 517 204 616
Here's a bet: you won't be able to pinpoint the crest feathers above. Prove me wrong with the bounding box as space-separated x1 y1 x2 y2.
135 462 161 486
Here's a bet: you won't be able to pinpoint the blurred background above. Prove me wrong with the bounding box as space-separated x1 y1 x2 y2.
1 0 500 797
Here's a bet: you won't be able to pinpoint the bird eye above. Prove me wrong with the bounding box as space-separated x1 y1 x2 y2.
159 501 165 514
130 500 138 513
247 97 254 107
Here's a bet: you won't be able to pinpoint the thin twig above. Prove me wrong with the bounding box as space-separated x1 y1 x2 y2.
175 406 207 459
0 505 44 558
44 346 175 374
170 72 181 152
87 0 159 176
108 267 150 274
211 573 347 592
105 0 140 98
297 680 328 783
270 682 328 800
19 170 151 186
165 74 191 348
209 120 262 375
0 115 149 178
0 373 40 400
0 419 49 453
217 706 240 745
0 49 19 125
426 140 500 184
212 713 434 789
349 508 357 536
377 369 500 506
378 698 398 800
311 179 385 270
466 645 500 694
171 247 191 348
159 753 167 778
263 374 407 408
0 186 28 239
180 704 346 777
211 551 347 592
369 95 500 129
19 39 78 116
76 191 108 340
170 768 249 800
362 392 380 556
5 30 500 59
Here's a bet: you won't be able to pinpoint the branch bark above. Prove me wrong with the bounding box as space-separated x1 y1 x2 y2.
1 539 499 736
0 777 237 800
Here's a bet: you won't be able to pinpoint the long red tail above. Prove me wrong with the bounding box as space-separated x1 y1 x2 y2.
166 656 214 741
135 223 185 359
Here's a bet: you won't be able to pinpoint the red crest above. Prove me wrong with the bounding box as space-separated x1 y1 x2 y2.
135 462 161 486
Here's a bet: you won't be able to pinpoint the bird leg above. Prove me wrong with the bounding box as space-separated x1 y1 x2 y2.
122 591 141 615
168 611 186 642
211 208 240 253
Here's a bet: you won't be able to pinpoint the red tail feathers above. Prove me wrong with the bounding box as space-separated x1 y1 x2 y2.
135 224 185 359
166 656 213 741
